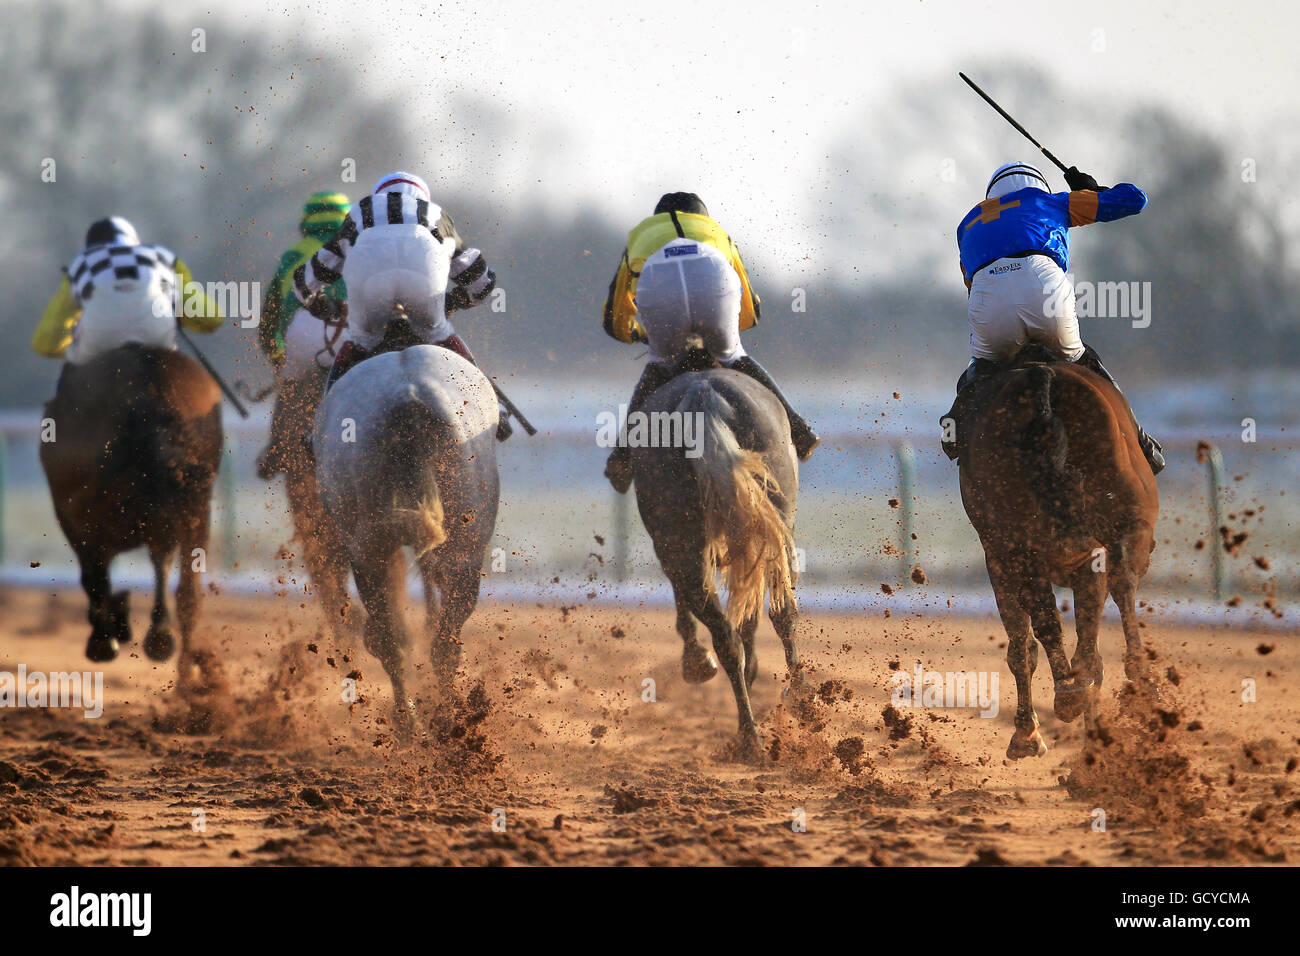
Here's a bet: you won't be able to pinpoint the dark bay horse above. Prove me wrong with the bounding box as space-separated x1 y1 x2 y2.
264 363 357 642
40 345 223 669
313 338 500 735
959 346 1159 758
632 366 801 762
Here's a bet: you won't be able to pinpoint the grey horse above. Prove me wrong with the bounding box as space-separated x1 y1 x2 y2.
314 344 500 732
631 369 801 761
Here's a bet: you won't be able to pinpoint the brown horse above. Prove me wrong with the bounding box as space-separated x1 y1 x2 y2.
632 363 801 762
262 364 357 641
40 345 222 669
959 345 1159 759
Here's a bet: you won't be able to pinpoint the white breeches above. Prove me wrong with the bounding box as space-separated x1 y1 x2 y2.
967 254 1084 363
635 238 745 366
342 224 456 350
66 280 175 365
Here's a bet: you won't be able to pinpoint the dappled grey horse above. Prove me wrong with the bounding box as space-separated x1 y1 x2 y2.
314 344 500 732
632 369 801 761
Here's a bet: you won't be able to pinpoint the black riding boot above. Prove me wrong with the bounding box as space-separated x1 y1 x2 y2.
940 358 998 461
724 355 819 461
325 340 370 393
605 362 676 494
1074 344 1165 475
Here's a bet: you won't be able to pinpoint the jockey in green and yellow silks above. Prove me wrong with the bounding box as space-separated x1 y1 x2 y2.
257 191 351 370
255 190 351 480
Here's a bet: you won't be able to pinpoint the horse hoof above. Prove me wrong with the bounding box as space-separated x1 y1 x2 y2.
86 637 120 663
720 734 767 766
681 645 719 684
1053 680 1093 723
143 627 175 662
1006 729 1047 760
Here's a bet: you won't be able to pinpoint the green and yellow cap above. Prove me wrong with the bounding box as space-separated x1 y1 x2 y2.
300 190 351 238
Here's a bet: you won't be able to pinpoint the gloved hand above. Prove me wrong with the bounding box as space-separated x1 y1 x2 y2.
306 293 345 322
496 405 513 442
1064 166 1103 192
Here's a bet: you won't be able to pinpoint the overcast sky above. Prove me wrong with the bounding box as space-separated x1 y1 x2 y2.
119 0 1299 282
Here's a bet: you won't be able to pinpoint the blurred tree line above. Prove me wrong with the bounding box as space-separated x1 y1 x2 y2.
2 1 1295 406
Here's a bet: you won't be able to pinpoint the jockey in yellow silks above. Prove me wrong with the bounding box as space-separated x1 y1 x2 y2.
601 192 818 493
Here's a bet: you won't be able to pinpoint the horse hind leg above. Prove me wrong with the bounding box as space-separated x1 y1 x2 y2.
1065 562 1107 720
987 559 1046 758
739 612 760 690
78 549 128 663
669 575 718 684
692 587 763 763
143 542 177 661
427 562 480 695
354 551 417 734
1107 540 1153 690
768 563 802 689
1021 573 1086 725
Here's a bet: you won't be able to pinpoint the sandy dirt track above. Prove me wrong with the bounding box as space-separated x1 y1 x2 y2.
0 586 1295 866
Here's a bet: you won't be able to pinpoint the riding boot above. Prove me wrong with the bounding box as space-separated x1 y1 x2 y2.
436 334 513 441
723 355 819 461
605 361 676 494
940 358 998 461
1074 344 1165 475
325 340 370 393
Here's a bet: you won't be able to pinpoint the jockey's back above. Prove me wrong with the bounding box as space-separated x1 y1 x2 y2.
958 182 1147 284
33 217 222 365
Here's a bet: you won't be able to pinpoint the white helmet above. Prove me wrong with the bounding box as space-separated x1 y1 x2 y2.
372 170 431 201
986 162 1049 199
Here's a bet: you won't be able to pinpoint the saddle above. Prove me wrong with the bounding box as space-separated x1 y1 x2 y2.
373 310 424 357
944 343 1072 461
669 344 722 378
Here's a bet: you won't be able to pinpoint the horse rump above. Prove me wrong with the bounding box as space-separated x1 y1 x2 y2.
362 399 448 557
677 380 796 628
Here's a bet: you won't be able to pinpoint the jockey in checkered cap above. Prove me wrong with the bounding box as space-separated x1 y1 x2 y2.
32 216 223 366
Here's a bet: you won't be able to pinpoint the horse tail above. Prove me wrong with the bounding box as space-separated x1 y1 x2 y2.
1016 365 1083 527
384 400 447 557
677 381 796 628
117 354 195 505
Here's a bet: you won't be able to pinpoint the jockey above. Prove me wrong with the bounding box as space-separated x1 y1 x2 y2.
255 191 351 479
602 192 818 494
258 190 352 372
32 216 222 367
292 171 510 440
941 162 1165 475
